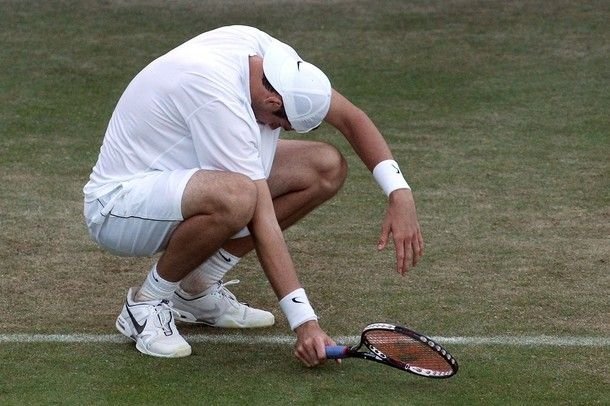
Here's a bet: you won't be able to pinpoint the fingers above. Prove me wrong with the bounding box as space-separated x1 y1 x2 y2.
379 213 424 275
416 227 425 260
411 232 424 269
415 230 424 263
395 237 406 275
393 228 424 276
377 223 390 251
294 339 326 367
294 326 336 367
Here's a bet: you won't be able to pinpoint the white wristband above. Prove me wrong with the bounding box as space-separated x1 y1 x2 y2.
373 159 410 196
279 288 318 331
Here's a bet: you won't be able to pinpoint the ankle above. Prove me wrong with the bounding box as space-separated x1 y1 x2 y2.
137 263 179 301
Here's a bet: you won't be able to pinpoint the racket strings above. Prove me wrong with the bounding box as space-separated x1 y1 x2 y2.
364 330 453 373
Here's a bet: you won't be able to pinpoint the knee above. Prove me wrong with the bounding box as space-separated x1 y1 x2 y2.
315 144 348 196
183 171 257 230
218 174 257 229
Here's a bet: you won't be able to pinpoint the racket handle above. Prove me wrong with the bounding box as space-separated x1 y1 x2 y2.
325 345 349 359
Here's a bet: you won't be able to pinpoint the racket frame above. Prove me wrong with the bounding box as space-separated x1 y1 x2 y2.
329 323 459 378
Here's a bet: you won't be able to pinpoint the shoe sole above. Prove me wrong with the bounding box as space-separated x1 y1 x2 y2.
135 341 191 358
116 315 192 358
175 313 275 329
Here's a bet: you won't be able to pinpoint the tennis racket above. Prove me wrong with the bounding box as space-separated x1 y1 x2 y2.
325 323 458 378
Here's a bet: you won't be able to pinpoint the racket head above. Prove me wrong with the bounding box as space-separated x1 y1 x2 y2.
360 323 459 378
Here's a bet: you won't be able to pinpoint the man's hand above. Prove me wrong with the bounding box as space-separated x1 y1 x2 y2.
294 320 336 367
377 189 424 275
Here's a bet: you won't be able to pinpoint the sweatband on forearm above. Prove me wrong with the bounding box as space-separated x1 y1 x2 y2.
373 159 410 196
279 288 318 331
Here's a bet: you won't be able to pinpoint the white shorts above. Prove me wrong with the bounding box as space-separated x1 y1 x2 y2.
84 169 198 257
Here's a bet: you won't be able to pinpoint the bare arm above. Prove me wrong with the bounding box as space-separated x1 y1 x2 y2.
325 89 392 169
248 179 334 366
324 89 424 274
249 180 300 298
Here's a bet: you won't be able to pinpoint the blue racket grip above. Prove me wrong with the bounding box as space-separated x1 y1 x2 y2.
325 345 350 359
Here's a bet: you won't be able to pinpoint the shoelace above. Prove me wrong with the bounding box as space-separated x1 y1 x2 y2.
153 299 180 333
213 280 250 307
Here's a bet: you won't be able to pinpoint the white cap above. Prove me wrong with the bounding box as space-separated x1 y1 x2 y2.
263 41 332 133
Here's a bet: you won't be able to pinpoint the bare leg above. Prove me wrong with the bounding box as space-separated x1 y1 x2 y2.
156 171 257 282
223 139 347 257
170 139 346 289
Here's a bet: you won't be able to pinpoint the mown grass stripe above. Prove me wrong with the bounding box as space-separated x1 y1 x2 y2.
0 334 607 347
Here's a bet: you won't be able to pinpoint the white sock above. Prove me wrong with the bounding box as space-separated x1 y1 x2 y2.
178 248 240 295
136 263 179 301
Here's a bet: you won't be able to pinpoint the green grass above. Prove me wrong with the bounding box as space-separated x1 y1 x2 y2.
2 344 608 405
1 0 608 404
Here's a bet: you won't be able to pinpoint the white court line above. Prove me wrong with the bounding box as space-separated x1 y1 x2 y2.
0 334 608 347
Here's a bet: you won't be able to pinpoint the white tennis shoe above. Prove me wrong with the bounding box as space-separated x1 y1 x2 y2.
116 287 192 358
172 280 275 328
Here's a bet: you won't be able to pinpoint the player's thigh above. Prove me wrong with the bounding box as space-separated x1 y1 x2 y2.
267 139 347 198
180 169 257 219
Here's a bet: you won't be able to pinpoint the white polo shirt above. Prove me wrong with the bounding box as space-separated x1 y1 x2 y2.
84 25 281 201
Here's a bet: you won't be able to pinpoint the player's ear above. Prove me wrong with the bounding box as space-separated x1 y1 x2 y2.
264 94 282 111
